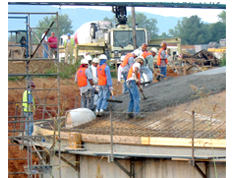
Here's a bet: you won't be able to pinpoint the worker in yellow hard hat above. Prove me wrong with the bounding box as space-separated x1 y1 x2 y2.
157 41 168 81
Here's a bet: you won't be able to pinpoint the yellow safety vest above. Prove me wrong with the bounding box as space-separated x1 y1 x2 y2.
64 38 74 49
22 90 35 112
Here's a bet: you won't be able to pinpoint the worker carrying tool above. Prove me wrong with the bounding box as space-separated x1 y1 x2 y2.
139 43 154 83
64 33 75 64
95 54 113 116
126 56 146 119
75 58 94 110
157 41 169 81
119 49 140 94
22 81 36 136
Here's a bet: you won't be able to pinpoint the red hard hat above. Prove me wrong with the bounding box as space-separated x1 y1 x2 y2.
28 81 36 87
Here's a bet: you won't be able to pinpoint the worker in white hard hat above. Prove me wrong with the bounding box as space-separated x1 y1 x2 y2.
85 54 93 72
126 56 146 119
120 49 140 94
139 43 154 84
22 81 36 137
64 33 75 64
157 41 168 81
95 54 113 116
91 57 99 108
75 59 94 110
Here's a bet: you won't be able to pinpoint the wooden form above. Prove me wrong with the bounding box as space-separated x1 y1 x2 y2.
34 124 226 148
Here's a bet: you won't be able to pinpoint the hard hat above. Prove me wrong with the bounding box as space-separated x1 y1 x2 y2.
28 81 36 87
135 56 145 64
160 41 167 47
132 49 141 57
150 47 158 54
85 55 92 61
141 43 148 48
120 55 126 61
92 58 99 63
99 54 107 60
67 33 71 36
81 59 89 65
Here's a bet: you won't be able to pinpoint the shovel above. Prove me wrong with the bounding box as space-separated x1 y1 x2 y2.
138 85 147 100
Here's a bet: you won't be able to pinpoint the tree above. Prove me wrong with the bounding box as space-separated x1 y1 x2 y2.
34 14 74 42
218 10 226 24
103 12 160 40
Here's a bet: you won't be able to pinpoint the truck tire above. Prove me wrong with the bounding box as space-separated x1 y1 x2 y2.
90 24 96 39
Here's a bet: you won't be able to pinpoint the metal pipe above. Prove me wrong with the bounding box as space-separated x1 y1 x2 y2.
131 7 137 49
191 110 195 166
110 105 114 162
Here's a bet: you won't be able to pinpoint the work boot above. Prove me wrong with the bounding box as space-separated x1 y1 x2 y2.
126 113 134 119
134 114 146 119
95 109 99 116
99 109 104 116
156 75 161 82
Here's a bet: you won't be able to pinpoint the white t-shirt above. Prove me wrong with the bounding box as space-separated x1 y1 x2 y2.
126 62 141 81
41 33 48 43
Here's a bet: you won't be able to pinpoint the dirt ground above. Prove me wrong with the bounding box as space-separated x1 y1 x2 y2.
8 60 225 177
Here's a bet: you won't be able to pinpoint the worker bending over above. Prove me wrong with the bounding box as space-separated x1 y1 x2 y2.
140 43 153 83
126 56 146 119
157 41 168 80
119 49 140 94
75 59 94 110
95 54 113 116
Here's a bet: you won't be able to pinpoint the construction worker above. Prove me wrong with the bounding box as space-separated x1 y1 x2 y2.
75 59 94 110
64 33 75 64
126 56 146 119
95 54 113 116
91 57 99 108
48 31 58 59
22 81 36 136
41 30 49 58
85 55 93 73
140 43 153 83
120 49 141 94
157 41 168 80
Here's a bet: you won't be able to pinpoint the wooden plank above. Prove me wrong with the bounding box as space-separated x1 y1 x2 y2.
34 125 226 148
142 137 226 148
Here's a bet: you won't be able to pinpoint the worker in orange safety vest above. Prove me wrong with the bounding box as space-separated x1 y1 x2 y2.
75 58 94 110
157 41 168 81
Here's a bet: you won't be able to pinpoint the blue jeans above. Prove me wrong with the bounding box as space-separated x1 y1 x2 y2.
160 66 167 79
43 44 49 58
24 112 34 136
127 80 140 115
81 89 94 110
122 72 129 93
96 85 110 110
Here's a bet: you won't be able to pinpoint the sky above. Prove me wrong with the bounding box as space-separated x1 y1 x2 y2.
53 0 226 23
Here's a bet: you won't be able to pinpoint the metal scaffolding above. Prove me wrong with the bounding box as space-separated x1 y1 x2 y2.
8 12 62 178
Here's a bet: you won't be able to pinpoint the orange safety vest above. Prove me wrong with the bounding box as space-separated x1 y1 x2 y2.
141 51 152 59
120 53 134 67
127 64 141 81
157 48 168 66
76 68 87 87
97 64 107 86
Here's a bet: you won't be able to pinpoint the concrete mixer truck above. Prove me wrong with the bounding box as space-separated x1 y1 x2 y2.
59 6 148 64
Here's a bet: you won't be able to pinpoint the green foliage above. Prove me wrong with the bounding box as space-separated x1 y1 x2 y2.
168 11 226 45
219 53 226 67
33 14 74 43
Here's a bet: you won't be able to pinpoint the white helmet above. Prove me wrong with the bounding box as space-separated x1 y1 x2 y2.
99 54 107 60
81 59 89 65
92 58 99 63
85 55 92 61
132 49 141 57
135 56 145 64
150 47 158 54
120 55 126 61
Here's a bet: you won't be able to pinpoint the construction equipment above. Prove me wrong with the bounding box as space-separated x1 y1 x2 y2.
59 6 148 64
138 85 147 100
